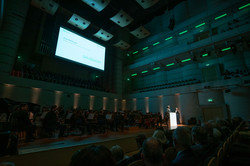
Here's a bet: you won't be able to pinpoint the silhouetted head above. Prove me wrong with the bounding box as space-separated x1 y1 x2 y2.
70 145 115 166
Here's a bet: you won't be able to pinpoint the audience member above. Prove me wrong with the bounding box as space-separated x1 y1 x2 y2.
171 126 201 166
191 126 213 160
152 129 168 151
141 137 164 166
116 134 146 166
69 145 115 166
110 145 128 164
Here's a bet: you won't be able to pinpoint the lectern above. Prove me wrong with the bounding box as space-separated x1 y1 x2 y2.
169 112 177 127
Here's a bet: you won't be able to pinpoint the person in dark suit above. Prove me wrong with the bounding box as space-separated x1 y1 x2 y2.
10 103 35 142
171 127 201 166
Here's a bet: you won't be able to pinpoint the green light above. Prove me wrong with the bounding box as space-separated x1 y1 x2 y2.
214 13 227 20
131 73 137 77
221 47 231 52
141 70 148 74
208 98 213 102
132 51 138 54
17 56 21 59
153 67 160 70
142 47 149 50
127 78 130 81
127 53 130 56
181 58 191 62
96 75 99 78
179 30 188 35
239 3 250 10
153 42 160 46
166 63 175 67
195 22 205 28
165 36 173 41
202 53 208 57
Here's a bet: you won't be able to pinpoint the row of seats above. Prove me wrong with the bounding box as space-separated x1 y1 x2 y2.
207 121 244 166
11 67 107 92
133 78 200 92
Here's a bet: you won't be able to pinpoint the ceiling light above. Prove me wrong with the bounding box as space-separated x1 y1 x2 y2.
131 73 137 76
141 70 148 73
142 47 149 50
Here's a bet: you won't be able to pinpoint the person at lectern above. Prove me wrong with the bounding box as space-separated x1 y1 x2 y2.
167 105 171 112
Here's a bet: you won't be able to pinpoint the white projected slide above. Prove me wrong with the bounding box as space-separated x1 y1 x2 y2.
55 27 105 70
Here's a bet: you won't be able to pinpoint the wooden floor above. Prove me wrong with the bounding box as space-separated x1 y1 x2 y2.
18 124 187 155
18 127 154 155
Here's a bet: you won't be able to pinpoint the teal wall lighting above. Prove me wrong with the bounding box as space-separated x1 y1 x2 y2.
153 67 160 70
179 30 188 35
153 42 160 46
131 73 137 76
195 22 205 28
238 3 250 10
132 51 138 54
214 13 227 20
202 53 208 57
141 70 148 74
142 47 148 50
165 36 173 41
181 58 191 62
221 47 231 52
166 63 175 67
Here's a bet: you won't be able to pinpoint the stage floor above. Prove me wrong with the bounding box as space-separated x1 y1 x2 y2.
18 124 187 155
